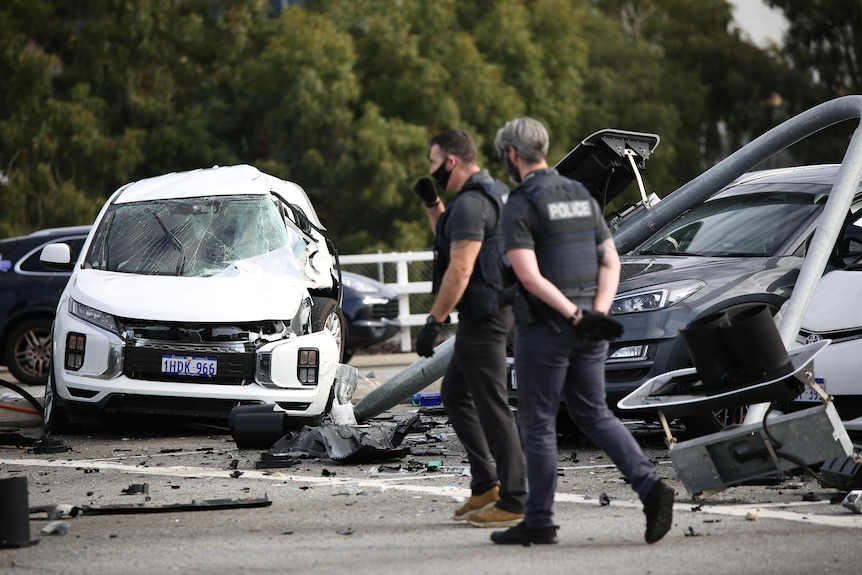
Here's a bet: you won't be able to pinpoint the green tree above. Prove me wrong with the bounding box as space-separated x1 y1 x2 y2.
593 0 791 175
765 0 862 164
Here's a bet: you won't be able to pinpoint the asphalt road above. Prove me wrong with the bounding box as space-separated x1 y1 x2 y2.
2 359 861 575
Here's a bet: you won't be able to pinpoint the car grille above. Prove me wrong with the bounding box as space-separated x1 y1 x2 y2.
123 345 255 385
799 328 862 344
370 299 399 321
118 320 282 385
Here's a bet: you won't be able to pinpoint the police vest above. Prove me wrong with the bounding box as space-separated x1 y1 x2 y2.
515 169 599 299
432 172 508 319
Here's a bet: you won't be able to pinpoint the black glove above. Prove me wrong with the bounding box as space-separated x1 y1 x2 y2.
415 321 441 357
413 177 440 207
577 310 624 341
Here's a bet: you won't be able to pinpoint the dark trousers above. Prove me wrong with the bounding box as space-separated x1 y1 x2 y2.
440 306 527 514
514 317 660 528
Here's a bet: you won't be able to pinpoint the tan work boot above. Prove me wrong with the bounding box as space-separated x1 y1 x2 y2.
466 505 525 528
453 485 500 521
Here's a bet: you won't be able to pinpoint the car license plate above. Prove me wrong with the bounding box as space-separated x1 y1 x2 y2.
794 377 824 402
161 355 217 377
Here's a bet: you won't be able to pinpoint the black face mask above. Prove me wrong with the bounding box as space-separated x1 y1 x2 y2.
431 162 452 190
503 155 521 184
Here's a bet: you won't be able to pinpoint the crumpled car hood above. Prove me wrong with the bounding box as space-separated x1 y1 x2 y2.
71 252 309 322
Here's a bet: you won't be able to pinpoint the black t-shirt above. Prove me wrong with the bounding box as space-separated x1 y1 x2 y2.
502 182 610 251
442 172 499 243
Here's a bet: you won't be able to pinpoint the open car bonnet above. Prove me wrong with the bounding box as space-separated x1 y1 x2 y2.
554 129 660 209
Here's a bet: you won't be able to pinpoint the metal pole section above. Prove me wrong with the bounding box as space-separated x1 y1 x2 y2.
614 95 862 254
353 336 454 422
744 124 862 424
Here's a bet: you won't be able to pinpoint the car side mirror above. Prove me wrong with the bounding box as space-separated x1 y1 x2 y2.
40 242 75 272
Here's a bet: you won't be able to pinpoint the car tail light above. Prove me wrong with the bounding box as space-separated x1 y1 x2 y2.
297 348 319 385
65 333 86 370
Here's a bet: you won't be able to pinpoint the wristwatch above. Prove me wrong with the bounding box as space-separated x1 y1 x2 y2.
426 314 441 326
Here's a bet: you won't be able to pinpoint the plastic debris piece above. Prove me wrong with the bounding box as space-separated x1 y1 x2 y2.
40 521 69 536
255 453 300 469
261 414 421 465
802 492 821 502
29 436 72 454
0 432 36 447
29 504 79 520
330 402 357 425
599 493 611 506
842 490 862 513
745 509 760 521
410 392 441 407
121 483 149 495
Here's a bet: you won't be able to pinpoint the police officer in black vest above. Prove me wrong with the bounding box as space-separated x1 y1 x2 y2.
491 117 675 546
413 129 527 529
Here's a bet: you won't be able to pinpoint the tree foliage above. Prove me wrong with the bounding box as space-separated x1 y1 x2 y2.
0 0 827 252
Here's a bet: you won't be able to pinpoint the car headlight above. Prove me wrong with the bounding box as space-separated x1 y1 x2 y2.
611 280 705 314
69 299 119 334
342 274 380 294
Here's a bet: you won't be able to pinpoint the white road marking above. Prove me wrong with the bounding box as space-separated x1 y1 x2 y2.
4 457 861 529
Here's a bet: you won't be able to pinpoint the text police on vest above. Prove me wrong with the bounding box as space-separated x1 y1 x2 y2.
548 200 591 220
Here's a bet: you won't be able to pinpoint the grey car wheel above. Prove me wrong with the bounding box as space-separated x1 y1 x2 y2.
311 297 346 362
5 318 53 385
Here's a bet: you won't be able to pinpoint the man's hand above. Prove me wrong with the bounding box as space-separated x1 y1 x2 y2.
413 177 440 207
415 321 441 357
578 310 624 341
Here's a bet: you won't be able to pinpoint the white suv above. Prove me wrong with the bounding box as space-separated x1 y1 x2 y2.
40 164 352 431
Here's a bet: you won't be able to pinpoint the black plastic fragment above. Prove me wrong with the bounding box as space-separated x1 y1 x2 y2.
29 435 72 454
121 483 149 495
76 496 272 515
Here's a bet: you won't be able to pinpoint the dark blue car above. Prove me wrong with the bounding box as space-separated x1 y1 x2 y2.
0 226 90 385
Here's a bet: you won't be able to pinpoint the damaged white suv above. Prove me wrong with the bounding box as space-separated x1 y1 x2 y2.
40 164 354 432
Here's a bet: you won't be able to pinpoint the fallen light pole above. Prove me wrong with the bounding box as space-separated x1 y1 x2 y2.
353 336 454 422
617 95 862 497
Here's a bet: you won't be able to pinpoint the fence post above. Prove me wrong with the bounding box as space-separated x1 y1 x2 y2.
396 258 412 352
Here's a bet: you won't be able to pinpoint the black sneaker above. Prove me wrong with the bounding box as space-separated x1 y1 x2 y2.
490 522 559 546
644 480 674 544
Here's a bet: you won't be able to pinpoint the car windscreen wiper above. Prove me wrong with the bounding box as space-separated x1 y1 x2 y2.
150 210 186 275
636 250 702 256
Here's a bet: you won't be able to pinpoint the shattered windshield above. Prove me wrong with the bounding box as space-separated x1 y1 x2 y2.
635 192 822 257
85 195 293 276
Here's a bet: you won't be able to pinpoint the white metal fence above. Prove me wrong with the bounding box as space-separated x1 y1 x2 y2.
339 251 458 351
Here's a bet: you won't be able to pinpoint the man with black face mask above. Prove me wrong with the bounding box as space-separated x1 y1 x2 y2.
412 129 526 529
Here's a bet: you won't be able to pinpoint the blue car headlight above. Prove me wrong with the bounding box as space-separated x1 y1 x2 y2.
69 299 119 334
611 279 705 314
